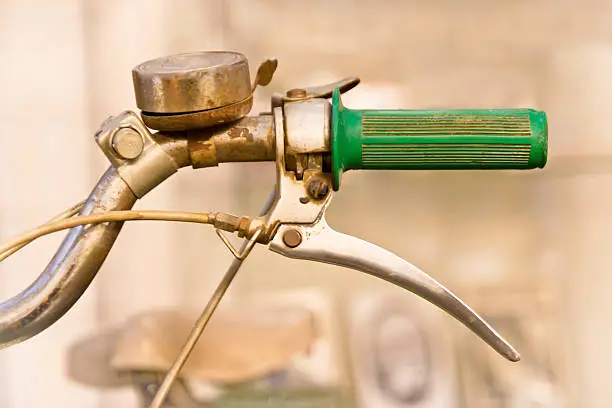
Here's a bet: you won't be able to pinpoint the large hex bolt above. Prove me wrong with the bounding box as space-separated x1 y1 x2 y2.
112 128 144 160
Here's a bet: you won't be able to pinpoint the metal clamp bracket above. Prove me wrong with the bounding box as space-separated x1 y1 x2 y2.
95 111 180 198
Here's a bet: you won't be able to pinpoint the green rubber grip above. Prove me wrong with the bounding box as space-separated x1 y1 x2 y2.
330 88 548 190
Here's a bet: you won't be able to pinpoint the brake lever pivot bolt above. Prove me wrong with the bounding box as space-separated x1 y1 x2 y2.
282 229 302 248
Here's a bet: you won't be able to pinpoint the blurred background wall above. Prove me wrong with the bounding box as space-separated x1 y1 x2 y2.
0 0 609 406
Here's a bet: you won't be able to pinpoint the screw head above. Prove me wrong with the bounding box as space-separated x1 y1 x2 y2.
282 229 302 248
307 177 330 200
112 128 144 159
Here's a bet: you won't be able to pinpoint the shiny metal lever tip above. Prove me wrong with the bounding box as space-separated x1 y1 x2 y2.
269 221 521 363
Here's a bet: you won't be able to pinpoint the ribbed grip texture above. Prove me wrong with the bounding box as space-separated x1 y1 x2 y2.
362 143 531 166
330 88 548 190
361 113 532 167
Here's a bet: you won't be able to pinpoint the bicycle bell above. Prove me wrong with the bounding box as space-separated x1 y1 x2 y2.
132 51 255 131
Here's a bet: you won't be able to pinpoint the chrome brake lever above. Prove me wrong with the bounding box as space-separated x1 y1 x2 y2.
259 105 520 362
269 220 520 362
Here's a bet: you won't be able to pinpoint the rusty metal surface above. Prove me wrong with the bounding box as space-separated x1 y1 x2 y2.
155 133 190 168
0 167 137 347
132 51 251 114
96 111 182 198
0 137 192 348
252 58 278 88
187 115 275 168
141 96 253 132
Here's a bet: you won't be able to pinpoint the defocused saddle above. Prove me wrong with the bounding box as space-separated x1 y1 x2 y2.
67 305 317 389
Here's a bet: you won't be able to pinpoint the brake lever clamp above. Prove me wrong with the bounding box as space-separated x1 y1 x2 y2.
257 93 521 362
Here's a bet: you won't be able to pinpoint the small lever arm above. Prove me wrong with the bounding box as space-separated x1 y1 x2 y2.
301 76 360 99
269 220 520 362
272 77 360 108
